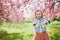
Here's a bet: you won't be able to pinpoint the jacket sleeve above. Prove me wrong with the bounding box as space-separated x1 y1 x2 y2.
32 19 36 26
43 19 49 25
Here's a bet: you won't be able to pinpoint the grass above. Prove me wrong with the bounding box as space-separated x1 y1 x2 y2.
0 22 34 33
47 21 60 40
0 22 34 40
0 21 60 40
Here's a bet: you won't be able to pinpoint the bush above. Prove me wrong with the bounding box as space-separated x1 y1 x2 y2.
0 30 24 40
57 18 60 21
7 33 24 40
0 30 33 40
26 19 33 23
0 30 8 40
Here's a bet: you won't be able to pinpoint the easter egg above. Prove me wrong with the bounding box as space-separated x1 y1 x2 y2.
42 24 45 28
35 24 38 28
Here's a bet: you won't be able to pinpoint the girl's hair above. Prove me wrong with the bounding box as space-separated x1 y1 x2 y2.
35 10 43 18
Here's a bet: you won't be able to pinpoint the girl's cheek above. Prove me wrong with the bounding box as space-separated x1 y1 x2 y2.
40 15 41 17
36 16 39 18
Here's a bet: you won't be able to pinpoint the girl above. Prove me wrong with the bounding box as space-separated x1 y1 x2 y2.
33 10 50 40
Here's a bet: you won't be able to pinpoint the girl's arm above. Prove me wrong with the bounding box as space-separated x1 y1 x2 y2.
33 19 38 28
43 19 49 25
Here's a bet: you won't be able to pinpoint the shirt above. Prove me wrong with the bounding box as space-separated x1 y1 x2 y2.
33 18 48 32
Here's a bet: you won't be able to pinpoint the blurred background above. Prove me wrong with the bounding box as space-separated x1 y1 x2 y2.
0 0 60 40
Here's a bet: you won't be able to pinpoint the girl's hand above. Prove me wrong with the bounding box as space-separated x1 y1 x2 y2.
33 22 37 26
34 22 38 28
42 21 47 25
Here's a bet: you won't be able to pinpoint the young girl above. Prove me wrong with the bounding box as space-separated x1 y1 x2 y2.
33 10 50 40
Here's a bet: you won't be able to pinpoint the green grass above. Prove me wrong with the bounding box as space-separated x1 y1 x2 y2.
0 22 34 40
0 21 60 40
0 22 34 33
47 21 60 40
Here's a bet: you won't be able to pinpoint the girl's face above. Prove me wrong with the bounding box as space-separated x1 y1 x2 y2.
35 11 42 19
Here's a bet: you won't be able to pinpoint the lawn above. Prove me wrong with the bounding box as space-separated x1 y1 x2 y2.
0 21 60 40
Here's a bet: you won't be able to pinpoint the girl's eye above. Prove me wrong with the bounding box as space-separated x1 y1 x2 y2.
37 14 41 15
37 14 39 15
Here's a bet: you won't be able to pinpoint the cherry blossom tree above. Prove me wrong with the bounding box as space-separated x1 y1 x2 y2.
0 0 60 23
